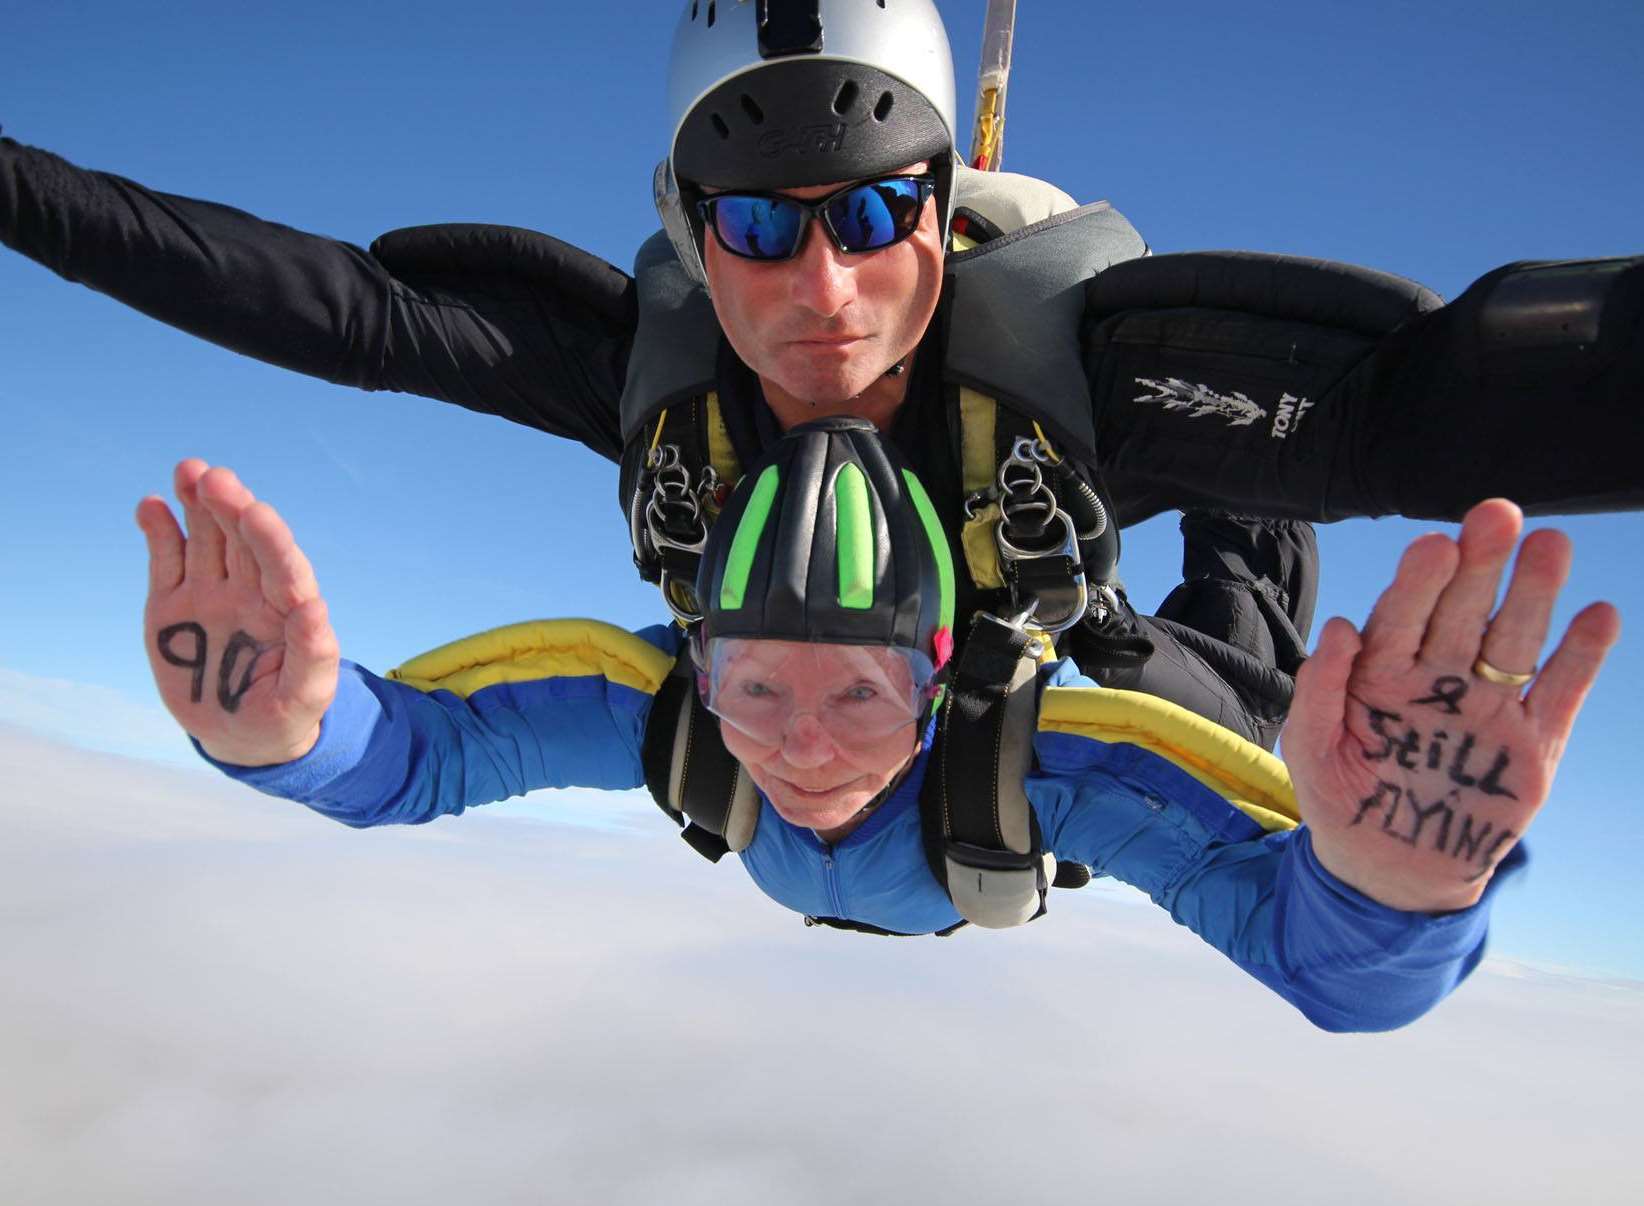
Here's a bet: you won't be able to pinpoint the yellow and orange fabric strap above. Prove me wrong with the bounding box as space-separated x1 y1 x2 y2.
1039 686 1301 833
387 619 676 700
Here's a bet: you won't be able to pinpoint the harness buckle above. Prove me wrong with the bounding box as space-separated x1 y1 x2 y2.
1087 582 1122 626
993 438 1088 635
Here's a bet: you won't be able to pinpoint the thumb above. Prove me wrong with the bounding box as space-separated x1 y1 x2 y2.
1281 616 1360 764
279 596 341 720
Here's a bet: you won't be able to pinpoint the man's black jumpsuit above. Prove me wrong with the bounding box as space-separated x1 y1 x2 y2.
4 137 1639 747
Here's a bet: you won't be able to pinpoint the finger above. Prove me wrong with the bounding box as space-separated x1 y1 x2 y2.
1281 616 1360 762
197 466 263 589
174 459 227 582
238 499 321 613
1419 499 1522 668
1525 602 1622 754
135 496 186 595
1356 533 1457 670
1477 527 1572 681
280 597 341 717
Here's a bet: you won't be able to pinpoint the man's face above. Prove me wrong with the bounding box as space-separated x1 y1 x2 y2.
700 164 944 410
709 640 922 834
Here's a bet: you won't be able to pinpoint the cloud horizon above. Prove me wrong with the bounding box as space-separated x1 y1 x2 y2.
3 727 1640 1205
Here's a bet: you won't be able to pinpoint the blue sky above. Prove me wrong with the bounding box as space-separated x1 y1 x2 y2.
3 0 1642 978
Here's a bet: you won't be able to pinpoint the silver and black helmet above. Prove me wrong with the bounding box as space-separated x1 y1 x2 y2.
656 0 958 284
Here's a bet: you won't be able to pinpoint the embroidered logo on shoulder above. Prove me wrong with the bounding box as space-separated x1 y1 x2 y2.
1132 378 1267 428
1267 393 1314 441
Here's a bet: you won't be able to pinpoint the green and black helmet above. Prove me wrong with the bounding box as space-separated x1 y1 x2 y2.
696 417 955 670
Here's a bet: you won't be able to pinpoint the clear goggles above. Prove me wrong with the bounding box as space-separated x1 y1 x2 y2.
701 638 938 751
696 174 936 262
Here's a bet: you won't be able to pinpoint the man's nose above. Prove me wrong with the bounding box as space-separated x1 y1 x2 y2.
787 223 857 317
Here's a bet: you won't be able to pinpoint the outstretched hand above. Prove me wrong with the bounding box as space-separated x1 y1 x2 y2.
1283 499 1621 913
137 460 339 766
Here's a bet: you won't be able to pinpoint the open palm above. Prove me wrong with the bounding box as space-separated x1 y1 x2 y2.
1283 500 1621 913
138 460 339 766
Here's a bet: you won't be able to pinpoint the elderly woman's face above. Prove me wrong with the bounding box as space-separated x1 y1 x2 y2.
707 640 923 834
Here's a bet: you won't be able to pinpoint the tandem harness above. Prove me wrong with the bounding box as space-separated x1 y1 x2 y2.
639 606 1091 936
364 168 1437 933
626 167 1141 934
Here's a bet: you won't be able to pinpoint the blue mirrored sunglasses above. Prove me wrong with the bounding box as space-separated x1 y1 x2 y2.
697 174 937 262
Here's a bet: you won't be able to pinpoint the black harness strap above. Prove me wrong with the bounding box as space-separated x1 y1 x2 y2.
921 612 1052 928
641 651 748 862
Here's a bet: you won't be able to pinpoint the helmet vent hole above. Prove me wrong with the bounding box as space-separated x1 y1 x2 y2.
833 81 859 115
873 92 895 122
711 113 731 140
690 1 698 20
740 95 765 125
706 1 717 28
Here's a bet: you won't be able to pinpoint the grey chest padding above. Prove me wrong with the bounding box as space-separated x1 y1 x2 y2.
944 203 1147 461
620 230 721 442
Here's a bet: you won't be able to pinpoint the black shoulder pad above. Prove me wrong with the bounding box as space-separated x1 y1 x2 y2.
1087 251 1442 338
370 222 637 331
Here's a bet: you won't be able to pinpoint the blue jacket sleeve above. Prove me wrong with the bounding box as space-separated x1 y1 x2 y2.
1032 701 1522 1032
201 644 662 828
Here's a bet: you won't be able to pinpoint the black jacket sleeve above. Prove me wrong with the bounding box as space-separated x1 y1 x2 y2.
1 136 634 462
1086 251 1644 524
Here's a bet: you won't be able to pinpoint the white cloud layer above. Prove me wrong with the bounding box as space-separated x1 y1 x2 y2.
2 727 1640 1205
0 666 194 765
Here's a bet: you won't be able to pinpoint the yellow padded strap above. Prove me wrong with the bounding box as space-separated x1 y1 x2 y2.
958 386 997 496
704 391 742 501
957 387 1009 593
960 501 1007 589
387 619 676 700
1038 686 1301 833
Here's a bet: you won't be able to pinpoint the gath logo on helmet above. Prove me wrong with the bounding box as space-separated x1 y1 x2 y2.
655 0 959 287
757 122 850 159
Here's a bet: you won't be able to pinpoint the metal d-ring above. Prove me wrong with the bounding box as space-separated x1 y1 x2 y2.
994 508 1089 635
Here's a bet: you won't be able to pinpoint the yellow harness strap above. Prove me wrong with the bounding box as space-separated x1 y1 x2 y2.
1038 686 1301 833
387 619 676 700
958 386 1009 591
703 391 742 512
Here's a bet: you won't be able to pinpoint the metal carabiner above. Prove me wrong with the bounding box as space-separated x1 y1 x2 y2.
642 444 713 625
993 507 1089 635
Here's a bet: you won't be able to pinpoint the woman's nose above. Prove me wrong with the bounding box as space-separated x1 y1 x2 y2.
779 710 839 767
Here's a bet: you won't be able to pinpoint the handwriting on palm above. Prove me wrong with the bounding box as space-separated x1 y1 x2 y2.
1333 666 1544 889
1285 500 1619 912
138 460 337 766
146 566 288 737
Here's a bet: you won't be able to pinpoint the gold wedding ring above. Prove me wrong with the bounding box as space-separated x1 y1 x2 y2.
1472 655 1536 688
